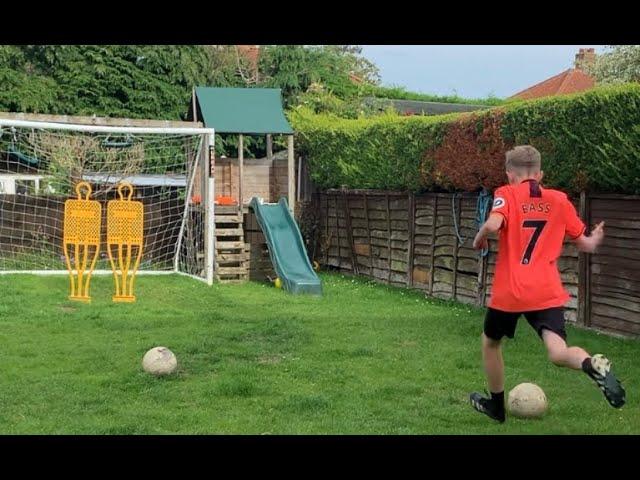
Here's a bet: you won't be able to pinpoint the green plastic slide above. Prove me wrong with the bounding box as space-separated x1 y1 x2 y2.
249 197 322 296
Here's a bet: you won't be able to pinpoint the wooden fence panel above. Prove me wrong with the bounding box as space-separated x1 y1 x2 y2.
588 195 640 336
313 189 640 338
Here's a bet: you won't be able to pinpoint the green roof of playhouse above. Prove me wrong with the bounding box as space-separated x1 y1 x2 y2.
194 87 294 135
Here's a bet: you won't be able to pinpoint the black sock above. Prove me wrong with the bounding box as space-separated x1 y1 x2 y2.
582 357 596 376
490 391 505 410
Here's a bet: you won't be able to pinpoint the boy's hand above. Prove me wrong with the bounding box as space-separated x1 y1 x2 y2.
574 221 605 253
473 214 502 250
473 232 489 251
591 221 605 246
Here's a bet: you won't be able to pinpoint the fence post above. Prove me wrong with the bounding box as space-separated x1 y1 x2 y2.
577 191 591 327
311 190 320 264
385 194 392 283
428 194 438 296
343 190 358 275
363 193 372 277
452 194 461 301
407 192 416 287
336 194 344 271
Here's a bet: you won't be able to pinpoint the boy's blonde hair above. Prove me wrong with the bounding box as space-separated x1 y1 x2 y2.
505 145 541 176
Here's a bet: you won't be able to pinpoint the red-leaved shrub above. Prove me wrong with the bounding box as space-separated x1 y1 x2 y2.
423 110 513 192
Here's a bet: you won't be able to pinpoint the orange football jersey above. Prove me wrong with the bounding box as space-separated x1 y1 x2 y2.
488 180 585 312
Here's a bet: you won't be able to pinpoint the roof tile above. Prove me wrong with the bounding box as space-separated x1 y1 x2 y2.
511 68 595 100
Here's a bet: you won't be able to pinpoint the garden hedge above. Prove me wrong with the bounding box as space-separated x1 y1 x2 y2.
291 110 452 191
291 83 640 195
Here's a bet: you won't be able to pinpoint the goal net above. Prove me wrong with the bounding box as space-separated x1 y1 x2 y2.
0 118 214 283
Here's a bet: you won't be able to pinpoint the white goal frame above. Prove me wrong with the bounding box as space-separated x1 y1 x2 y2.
0 118 216 285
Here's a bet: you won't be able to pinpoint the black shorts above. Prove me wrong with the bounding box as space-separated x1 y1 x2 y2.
483 307 567 341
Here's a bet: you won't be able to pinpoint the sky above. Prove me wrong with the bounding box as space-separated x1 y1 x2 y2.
361 45 607 99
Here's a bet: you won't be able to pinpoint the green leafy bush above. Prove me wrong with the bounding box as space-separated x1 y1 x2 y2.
0 46 59 112
294 84 640 194
291 107 450 190
500 83 640 194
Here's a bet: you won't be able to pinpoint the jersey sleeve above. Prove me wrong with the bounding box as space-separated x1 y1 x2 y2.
563 195 586 239
490 186 510 227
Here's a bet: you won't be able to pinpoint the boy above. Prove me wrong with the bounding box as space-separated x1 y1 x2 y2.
469 145 626 423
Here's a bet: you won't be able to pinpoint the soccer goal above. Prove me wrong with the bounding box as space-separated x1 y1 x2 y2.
0 116 216 285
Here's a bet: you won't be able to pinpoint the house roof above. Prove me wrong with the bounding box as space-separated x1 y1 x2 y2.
510 68 595 100
194 87 294 135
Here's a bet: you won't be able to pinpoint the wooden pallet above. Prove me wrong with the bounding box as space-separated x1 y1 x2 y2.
214 206 249 283
215 245 250 282
216 228 244 237
215 213 244 224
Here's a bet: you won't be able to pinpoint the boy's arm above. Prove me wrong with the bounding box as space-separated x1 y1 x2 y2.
473 213 504 250
563 195 605 253
573 221 605 253
475 188 509 250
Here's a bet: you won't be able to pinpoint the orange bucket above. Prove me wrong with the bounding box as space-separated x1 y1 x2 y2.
216 195 237 206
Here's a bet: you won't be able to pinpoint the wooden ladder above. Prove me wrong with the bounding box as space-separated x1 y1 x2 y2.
214 206 249 283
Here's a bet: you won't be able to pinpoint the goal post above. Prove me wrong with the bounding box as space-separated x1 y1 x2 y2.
0 117 215 284
205 132 215 286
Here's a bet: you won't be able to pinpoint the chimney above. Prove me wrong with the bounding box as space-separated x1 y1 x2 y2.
575 48 596 70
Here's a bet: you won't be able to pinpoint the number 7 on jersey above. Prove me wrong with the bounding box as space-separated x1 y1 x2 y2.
521 220 547 265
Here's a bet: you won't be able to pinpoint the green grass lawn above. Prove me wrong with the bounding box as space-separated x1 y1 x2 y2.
0 272 637 434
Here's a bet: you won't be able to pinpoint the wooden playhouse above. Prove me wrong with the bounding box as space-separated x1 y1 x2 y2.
190 87 299 283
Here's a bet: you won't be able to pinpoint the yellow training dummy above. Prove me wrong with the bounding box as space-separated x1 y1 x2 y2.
63 182 102 302
107 182 144 302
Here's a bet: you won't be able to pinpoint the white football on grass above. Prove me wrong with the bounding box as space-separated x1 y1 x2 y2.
142 346 177 376
508 382 548 418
